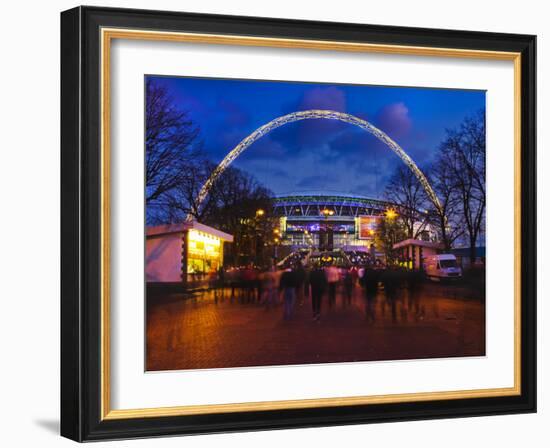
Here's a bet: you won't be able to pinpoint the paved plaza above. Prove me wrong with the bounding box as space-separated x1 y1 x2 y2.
146 281 485 371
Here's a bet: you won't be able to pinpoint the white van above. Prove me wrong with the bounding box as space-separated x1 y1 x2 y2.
423 254 462 281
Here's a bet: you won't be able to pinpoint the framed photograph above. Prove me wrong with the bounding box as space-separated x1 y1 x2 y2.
60 6 536 441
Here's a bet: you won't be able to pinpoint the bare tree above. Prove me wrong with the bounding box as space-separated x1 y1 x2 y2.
145 79 202 223
204 167 273 229
144 79 273 229
435 109 486 261
153 159 216 224
201 167 276 266
384 165 431 240
427 159 465 251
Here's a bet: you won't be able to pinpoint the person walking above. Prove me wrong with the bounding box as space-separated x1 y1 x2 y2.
407 268 424 321
279 266 298 320
295 263 306 306
303 266 310 300
364 266 379 323
260 267 278 309
208 268 219 304
325 264 339 309
217 266 225 302
309 264 327 320
343 268 353 306
382 268 398 323
242 264 259 303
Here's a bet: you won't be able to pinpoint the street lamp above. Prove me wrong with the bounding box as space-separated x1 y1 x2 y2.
320 208 334 251
273 236 280 262
385 208 398 220
252 209 266 266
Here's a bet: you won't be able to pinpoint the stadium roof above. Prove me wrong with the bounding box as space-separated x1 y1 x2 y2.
275 191 382 201
273 192 395 218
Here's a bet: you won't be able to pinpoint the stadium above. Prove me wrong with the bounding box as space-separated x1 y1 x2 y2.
274 192 421 250
272 192 437 268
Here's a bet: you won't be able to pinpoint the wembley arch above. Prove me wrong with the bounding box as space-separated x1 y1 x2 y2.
188 109 442 221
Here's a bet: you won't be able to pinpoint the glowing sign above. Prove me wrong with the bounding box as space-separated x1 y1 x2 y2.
358 216 381 239
188 229 221 258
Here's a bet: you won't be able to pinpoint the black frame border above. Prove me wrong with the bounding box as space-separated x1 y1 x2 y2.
61 6 536 442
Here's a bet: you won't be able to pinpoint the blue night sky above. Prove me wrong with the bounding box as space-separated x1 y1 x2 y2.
148 75 485 199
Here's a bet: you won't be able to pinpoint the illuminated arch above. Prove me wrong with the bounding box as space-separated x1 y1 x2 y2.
188 110 441 221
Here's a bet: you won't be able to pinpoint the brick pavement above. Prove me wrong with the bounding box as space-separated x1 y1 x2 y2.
146 283 485 371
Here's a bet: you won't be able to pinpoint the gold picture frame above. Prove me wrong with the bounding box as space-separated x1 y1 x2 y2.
61 6 536 441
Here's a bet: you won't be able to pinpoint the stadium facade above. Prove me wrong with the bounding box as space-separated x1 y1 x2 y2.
273 192 434 252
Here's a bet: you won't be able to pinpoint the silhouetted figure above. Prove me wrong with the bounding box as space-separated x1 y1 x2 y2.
351 267 359 290
295 263 306 306
309 266 327 320
325 265 339 308
303 267 310 298
242 265 258 303
343 269 353 306
364 267 379 323
217 266 225 302
279 268 298 320
382 268 399 323
407 269 424 320
208 268 219 303
260 267 278 309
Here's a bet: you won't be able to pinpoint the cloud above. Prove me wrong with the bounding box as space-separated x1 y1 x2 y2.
203 94 419 197
238 136 290 161
375 102 412 138
328 129 389 160
267 87 350 151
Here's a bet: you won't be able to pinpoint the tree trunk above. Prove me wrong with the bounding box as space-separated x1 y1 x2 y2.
439 215 451 252
469 237 477 266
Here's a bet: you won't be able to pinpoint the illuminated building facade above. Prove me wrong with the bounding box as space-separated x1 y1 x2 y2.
273 193 434 251
146 221 233 286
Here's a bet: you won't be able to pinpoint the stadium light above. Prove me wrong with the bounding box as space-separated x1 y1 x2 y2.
385 208 398 220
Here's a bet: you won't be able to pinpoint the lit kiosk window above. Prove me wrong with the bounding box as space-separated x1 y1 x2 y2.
145 222 233 289
187 229 222 275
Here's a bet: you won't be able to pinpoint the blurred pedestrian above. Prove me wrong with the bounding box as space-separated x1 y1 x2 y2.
260 267 278 309
343 268 353 306
242 264 258 303
295 263 306 306
217 266 225 302
407 269 424 320
364 266 379 323
325 264 339 308
303 266 310 299
208 268 219 303
309 264 327 320
351 266 359 288
279 266 298 320
358 265 366 284
382 268 398 323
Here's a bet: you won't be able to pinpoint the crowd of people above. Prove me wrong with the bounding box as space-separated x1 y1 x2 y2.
207 261 426 323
